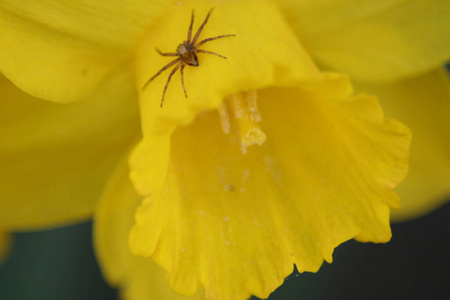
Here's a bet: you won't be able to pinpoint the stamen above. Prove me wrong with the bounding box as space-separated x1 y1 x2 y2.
246 90 261 122
219 90 266 153
218 101 231 134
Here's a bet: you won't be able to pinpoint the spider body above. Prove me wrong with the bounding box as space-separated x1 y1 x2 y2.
177 42 199 66
142 9 235 107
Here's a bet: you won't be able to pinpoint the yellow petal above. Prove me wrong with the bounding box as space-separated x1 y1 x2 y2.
94 154 205 300
357 69 450 222
135 0 322 135
129 86 410 299
0 231 12 263
0 0 169 102
279 0 450 82
0 66 139 230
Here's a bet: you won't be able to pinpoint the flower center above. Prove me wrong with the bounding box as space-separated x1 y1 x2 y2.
218 90 266 154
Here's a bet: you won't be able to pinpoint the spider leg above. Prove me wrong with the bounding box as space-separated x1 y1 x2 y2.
142 57 181 90
160 61 183 107
194 34 236 49
156 48 178 56
180 64 188 98
191 8 214 45
187 10 195 43
196 49 227 59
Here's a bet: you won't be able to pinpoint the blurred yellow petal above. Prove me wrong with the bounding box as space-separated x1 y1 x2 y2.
0 232 12 263
358 69 450 221
0 0 169 102
0 66 139 230
130 90 409 299
279 0 450 82
94 154 204 300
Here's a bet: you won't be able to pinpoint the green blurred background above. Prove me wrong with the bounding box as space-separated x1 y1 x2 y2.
1 202 448 300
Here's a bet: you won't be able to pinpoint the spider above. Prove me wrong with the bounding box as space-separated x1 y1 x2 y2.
141 8 235 107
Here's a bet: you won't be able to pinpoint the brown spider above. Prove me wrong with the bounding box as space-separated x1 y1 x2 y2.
141 8 235 107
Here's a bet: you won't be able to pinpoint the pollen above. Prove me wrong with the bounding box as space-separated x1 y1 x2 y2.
218 90 266 153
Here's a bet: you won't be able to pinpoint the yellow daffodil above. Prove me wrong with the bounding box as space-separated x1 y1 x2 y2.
0 0 448 300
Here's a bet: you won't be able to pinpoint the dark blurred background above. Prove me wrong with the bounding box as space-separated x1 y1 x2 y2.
1 202 449 300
